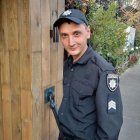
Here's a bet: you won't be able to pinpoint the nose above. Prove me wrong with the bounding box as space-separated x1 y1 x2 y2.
68 36 75 46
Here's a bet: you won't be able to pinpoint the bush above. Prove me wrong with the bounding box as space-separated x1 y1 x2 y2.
86 2 127 67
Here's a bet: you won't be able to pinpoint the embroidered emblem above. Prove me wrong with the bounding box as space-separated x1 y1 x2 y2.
62 10 72 16
108 100 116 110
107 74 118 92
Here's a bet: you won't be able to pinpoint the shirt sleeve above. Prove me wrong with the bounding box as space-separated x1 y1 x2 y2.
95 70 123 140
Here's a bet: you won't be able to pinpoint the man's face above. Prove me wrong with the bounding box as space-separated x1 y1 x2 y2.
58 22 91 62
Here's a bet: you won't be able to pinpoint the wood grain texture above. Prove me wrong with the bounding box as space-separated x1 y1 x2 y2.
0 0 64 140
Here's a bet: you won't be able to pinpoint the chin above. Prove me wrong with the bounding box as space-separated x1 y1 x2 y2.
69 51 79 56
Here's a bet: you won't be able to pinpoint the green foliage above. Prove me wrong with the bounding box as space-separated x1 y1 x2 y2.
135 31 140 46
86 2 127 67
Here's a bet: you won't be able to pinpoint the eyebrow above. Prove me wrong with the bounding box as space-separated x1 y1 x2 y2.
60 33 68 36
60 29 82 35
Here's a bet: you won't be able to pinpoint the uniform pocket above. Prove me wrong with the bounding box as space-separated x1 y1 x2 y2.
71 79 96 120
71 79 94 98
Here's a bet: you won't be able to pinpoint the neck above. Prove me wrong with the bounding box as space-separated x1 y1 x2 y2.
72 45 88 63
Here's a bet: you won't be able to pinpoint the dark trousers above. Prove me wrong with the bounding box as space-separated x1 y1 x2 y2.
58 133 83 140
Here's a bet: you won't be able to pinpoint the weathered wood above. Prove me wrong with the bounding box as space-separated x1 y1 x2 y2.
18 0 31 90
0 54 3 140
56 1 65 138
0 4 3 139
57 4 64 86
41 0 51 87
0 0 65 140
41 0 51 139
56 80 63 135
0 8 3 140
9 51 21 140
56 0 64 106
0 50 10 86
30 0 42 52
50 0 59 139
21 89 32 140
32 52 42 140
0 95 3 140
1 0 10 85
18 0 31 51
30 0 43 139
0 50 11 140
6 0 19 51
18 1 32 139
2 84 12 140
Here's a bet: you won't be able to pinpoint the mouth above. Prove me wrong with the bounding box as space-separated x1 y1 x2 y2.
71 48 77 51
69 46 78 51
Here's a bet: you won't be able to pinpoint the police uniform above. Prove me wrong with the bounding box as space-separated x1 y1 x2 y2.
58 46 123 140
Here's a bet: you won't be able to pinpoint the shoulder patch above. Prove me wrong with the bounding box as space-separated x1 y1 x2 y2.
107 74 118 92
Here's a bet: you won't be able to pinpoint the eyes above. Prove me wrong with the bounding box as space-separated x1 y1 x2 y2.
74 31 81 37
60 31 81 39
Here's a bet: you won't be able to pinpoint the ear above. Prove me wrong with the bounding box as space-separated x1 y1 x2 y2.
86 26 91 39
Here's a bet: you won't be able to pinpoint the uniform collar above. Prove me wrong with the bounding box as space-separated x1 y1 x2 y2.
68 46 95 65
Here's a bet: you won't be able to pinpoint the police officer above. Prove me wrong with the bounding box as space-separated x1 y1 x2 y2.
54 9 123 140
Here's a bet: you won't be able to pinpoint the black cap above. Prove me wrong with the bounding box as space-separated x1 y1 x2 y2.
53 9 88 27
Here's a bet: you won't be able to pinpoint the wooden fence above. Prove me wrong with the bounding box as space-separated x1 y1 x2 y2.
0 0 64 140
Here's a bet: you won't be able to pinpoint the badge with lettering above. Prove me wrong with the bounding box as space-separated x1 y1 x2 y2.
62 10 72 16
107 74 118 92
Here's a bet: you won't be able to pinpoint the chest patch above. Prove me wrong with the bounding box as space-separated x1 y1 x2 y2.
107 74 118 92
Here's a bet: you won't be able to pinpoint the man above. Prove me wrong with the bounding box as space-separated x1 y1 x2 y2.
53 9 123 140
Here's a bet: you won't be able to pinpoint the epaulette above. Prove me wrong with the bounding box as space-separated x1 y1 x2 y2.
91 51 115 72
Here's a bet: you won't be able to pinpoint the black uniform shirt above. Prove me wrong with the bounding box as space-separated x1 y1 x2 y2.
58 46 123 140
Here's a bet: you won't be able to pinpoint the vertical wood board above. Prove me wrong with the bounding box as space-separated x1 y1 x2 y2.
2 84 12 140
50 0 59 139
21 89 32 140
6 0 19 51
41 0 51 139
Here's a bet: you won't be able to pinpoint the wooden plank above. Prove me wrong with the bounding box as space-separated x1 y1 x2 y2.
0 0 3 51
0 5 3 140
9 50 20 95
9 50 21 140
1 0 9 53
56 0 64 116
19 1 32 139
2 84 12 140
57 44 64 81
41 0 51 139
0 50 11 140
0 88 3 140
56 81 63 110
6 0 19 51
0 53 3 140
0 92 3 140
18 0 30 52
0 50 10 86
50 0 59 139
21 89 32 140
57 0 64 81
30 0 43 139
32 52 42 140
30 0 42 52
18 0 31 90
49 0 65 139
56 6 65 137
55 81 63 136
55 1 65 138
1 0 10 85
41 0 51 87
19 50 31 90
